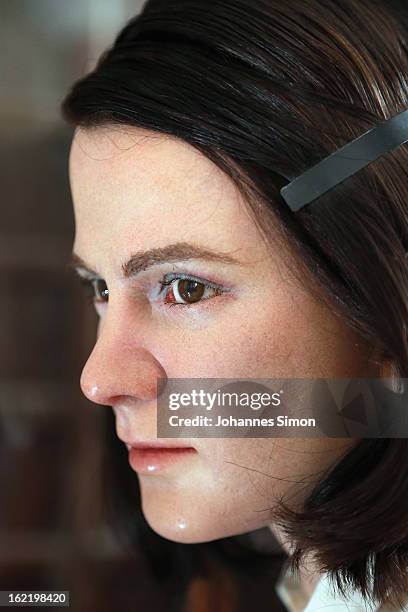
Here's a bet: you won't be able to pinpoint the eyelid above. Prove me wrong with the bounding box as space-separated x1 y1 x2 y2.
158 271 228 292
73 270 227 289
72 267 227 287
73 267 99 281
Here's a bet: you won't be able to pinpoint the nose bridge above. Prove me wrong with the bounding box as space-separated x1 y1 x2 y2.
80 310 167 405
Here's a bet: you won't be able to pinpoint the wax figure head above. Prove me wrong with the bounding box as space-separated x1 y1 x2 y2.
62 0 408 608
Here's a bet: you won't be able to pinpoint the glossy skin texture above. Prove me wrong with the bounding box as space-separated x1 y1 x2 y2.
69 125 380 544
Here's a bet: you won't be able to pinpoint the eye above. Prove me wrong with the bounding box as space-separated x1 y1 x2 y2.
158 274 225 307
76 273 227 308
79 277 109 304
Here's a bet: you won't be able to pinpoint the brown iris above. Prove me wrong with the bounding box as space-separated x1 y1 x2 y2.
93 278 109 302
176 279 205 304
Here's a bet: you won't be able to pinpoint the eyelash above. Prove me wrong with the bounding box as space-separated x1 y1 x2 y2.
158 273 225 307
79 273 226 309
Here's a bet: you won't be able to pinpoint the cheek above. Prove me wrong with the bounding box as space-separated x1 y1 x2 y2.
157 295 342 379
162 284 368 379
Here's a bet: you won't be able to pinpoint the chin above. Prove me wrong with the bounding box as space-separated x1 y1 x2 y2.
139 486 263 544
141 508 250 544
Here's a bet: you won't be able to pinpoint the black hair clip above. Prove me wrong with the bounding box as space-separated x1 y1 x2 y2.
280 107 408 212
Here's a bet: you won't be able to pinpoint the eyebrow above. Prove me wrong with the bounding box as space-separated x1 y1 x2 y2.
67 241 243 278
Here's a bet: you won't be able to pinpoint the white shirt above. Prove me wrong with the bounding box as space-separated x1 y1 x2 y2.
275 558 408 612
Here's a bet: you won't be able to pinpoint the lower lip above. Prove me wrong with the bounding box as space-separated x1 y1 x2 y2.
128 447 197 474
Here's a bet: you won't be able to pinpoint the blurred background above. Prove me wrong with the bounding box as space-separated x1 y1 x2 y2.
0 1 287 610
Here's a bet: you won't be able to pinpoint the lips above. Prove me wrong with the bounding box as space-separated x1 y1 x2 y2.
125 440 196 450
123 440 197 474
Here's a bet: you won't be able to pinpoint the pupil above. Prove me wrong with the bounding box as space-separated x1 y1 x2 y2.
179 279 204 303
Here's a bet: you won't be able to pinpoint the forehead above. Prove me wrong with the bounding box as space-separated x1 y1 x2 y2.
69 125 267 262
69 125 222 199
69 125 237 202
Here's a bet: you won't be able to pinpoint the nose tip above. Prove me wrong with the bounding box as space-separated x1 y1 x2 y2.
79 378 103 403
79 369 104 404
79 345 168 406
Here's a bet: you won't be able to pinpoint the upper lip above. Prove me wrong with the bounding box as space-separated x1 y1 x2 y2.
120 439 196 450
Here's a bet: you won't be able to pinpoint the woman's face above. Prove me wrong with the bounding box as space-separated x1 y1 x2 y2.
69 126 377 544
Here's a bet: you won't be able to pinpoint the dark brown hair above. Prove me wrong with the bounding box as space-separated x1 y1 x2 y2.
61 0 408 608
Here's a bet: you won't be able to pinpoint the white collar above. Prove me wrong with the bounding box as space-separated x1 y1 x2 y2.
275 558 408 612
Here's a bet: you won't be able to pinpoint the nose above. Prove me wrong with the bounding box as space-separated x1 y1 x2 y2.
79 315 167 407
